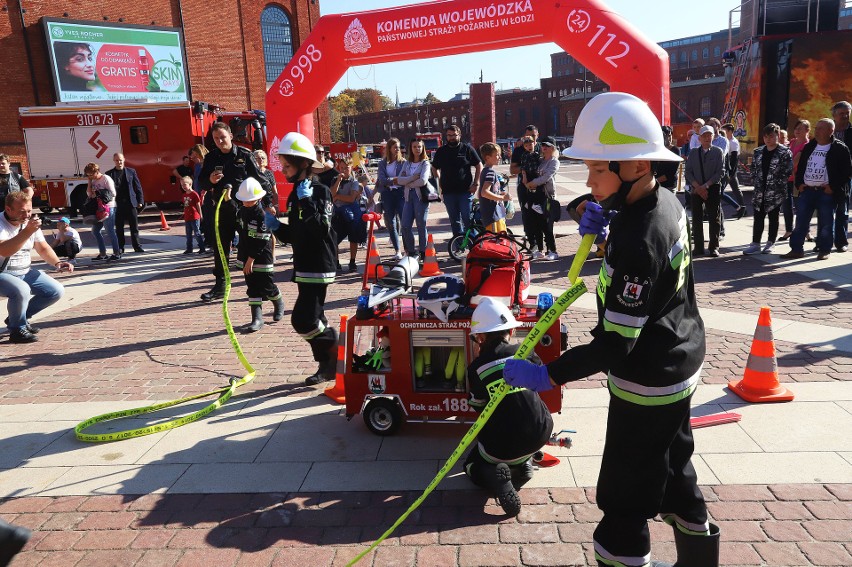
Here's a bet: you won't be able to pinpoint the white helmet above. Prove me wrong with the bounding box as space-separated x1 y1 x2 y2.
278 131 322 167
235 177 266 202
470 297 522 335
562 92 682 163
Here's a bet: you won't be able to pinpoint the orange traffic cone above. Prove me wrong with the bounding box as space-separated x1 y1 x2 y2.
324 315 348 404
419 233 443 277
159 210 171 231
728 306 794 403
365 234 386 280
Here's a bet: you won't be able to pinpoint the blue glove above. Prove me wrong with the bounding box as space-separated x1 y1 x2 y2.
264 212 281 231
579 201 616 244
296 179 313 200
503 359 554 392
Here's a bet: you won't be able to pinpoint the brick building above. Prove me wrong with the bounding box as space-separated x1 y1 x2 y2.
0 0 320 173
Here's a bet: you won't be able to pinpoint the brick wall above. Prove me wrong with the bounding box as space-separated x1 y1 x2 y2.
0 0 318 174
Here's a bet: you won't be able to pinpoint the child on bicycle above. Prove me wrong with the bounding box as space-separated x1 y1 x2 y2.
478 142 512 233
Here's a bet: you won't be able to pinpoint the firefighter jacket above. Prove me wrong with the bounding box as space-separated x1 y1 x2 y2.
236 203 273 271
469 340 552 462
198 145 270 198
547 186 706 406
273 180 337 284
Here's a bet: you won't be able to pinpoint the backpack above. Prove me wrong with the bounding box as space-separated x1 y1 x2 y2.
463 233 530 308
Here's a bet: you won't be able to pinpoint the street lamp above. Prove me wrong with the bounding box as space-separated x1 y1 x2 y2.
415 108 421 132
576 70 593 106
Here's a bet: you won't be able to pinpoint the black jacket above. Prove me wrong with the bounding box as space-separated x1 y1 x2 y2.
198 145 269 198
548 186 706 403
468 340 552 461
273 179 337 284
795 138 852 202
237 203 274 268
104 167 144 207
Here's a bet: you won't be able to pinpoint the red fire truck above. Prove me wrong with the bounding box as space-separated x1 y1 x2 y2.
415 132 443 160
19 101 275 214
345 295 564 436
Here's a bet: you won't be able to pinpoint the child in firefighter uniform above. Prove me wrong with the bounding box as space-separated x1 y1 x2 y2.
464 297 553 517
504 93 720 567
265 132 339 386
234 178 283 333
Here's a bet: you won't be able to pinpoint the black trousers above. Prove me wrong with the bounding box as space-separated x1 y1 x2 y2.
690 185 721 253
245 271 280 303
593 394 707 563
753 206 781 244
292 282 337 363
115 201 141 251
52 241 80 259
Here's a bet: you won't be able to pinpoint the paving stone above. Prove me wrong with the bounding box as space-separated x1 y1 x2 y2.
765 501 814 520
802 519 852 541
761 520 813 542
753 541 809 565
73 529 137 550
271 546 335 566
458 543 520 566
498 523 559 544
175 547 240 567
707 501 771 521
521 543 586 566
771 484 835 501
136 549 184 567
804 500 852 520
799 541 852 566
713 485 776 502
439 523 499 545
76 511 138 530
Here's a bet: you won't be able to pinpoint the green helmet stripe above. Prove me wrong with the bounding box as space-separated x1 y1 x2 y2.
291 138 313 154
599 117 648 145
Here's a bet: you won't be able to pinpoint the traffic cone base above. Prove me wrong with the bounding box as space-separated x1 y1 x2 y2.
419 233 443 277
365 234 386 280
159 210 171 231
324 315 347 405
728 306 794 403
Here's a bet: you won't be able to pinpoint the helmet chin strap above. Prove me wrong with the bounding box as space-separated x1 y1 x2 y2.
598 162 640 211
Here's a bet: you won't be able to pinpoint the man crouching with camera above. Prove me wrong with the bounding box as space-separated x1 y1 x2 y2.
0 191 73 343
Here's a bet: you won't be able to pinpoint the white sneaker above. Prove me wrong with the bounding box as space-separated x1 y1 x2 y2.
762 241 776 254
742 243 761 255
532 250 544 260
392 252 403 261
545 251 559 261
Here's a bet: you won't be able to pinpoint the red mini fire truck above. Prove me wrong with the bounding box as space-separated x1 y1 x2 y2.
19 100 275 214
344 295 564 436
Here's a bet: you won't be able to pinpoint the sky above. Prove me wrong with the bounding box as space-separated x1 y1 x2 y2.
322 0 742 103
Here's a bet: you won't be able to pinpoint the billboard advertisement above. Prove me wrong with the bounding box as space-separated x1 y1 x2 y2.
43 18 189 103
787 32 852 131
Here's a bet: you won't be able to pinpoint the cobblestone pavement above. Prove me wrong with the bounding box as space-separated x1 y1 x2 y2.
2 172 852 565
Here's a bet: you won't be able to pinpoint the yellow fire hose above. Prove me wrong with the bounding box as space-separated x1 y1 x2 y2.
348 233 596 565
75 189 256 442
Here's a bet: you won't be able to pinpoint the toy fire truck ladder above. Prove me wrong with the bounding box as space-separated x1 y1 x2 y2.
721 38 753 124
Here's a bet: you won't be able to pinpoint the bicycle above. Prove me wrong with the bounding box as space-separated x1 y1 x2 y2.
447 200 518 262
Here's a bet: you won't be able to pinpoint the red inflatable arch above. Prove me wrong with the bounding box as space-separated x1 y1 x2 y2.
265 0 669 160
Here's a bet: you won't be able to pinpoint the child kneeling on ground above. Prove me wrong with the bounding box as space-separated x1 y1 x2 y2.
234 177 284 333
464 297 553 516
51 217 82 264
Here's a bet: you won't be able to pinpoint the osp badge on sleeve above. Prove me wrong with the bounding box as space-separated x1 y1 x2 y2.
617 276 650 308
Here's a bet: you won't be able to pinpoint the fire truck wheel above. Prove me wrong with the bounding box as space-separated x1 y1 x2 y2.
363 398 403 436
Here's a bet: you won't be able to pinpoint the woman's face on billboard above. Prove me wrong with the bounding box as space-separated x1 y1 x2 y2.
65 47 95 81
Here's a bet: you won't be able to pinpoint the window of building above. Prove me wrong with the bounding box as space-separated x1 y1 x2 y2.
702 47 709 59
556 70 562 77
452 116 458 124
680 51 687 63
714 46 721 57
407 121 413 128
676 100 688 121
261 6 294 84
691 49 698 61
565 111 575 128
700 96 712 116
129 126 148 144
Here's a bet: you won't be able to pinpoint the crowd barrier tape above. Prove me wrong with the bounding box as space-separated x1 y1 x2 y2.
348 234 595 565
75 190 256 443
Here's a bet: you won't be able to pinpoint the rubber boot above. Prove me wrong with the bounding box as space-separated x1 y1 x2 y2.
510 459 535 490
494 463 521 517
200 278 225 302
0 518 31 566
272 297 285 322
243 305 264 333
305 328 339 385
673 523 720 567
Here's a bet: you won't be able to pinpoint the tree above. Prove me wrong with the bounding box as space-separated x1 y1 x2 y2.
423 92 442 105
328 92 356 142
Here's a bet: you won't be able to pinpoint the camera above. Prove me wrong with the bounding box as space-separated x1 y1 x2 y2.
39 215 54 227
214 166 224 172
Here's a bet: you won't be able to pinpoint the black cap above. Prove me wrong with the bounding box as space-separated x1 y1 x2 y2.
540 136 557 147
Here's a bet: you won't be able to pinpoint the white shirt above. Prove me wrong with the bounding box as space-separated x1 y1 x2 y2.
803 143 831 187
727 136 741 153
0 212 45 275
689 133 701 150
55 226 82 248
